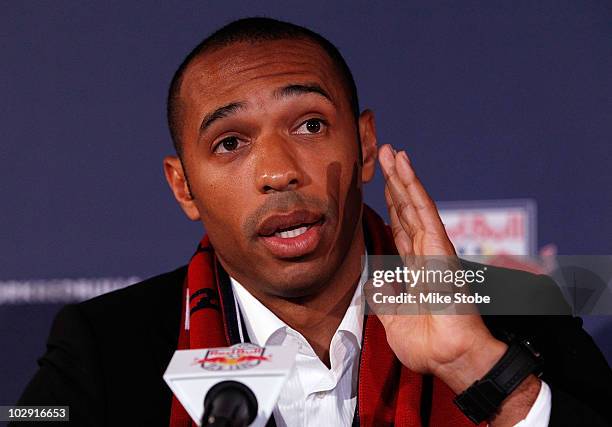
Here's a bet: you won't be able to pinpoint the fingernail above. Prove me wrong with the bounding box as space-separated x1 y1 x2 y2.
400 151 410 164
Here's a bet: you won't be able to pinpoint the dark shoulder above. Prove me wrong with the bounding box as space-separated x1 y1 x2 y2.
461 259 551 287
69 265 187 352
73 266 187 409
463 261 612 423
460 261 585 359
461 259 572 319
17 266 189 425
78 265 186 320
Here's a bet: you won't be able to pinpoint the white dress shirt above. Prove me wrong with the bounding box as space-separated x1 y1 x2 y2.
230 260 551 426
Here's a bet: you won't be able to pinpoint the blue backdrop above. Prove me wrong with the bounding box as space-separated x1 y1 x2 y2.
1 0 611 408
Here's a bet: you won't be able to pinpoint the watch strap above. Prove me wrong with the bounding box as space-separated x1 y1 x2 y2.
453 339 544 424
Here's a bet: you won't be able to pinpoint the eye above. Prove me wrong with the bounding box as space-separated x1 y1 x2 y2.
294 118 327 135
213 136 246 154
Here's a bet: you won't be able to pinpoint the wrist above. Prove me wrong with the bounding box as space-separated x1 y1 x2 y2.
489 375 541 427
450 338 545 424
434 336 508 394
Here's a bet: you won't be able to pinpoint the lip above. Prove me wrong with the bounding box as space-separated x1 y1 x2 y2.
257 210 323 236
256 210 325 259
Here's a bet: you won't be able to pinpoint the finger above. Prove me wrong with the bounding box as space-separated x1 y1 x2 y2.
394 151 447 236
385 184 420 286
378 144 396 180
379 146 425 236
381 145 421 236
384 185 414 257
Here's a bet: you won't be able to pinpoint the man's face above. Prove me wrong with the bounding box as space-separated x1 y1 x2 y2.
166 39 376 298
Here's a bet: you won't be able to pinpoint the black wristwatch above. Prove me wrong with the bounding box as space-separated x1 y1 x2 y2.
453 339 544 424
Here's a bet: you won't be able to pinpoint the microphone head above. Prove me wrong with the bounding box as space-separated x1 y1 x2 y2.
202 380 258 427
164 344 297 425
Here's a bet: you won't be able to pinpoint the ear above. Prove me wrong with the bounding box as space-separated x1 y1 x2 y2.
358 109 378 183
163 156 201 221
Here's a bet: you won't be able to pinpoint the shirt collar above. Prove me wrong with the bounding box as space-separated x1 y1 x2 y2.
230 253 368 349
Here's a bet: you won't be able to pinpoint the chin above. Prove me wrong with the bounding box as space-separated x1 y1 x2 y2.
262 259 334 299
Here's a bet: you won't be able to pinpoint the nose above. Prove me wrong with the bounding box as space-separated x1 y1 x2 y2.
254 134 304 194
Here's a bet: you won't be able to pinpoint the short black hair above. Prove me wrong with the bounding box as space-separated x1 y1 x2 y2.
167 17 360 156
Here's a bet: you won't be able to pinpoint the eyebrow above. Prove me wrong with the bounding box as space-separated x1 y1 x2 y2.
273 83 334 105
200 102 246 132
199 83 334 133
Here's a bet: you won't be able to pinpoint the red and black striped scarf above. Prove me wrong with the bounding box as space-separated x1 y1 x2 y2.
169 205 480 427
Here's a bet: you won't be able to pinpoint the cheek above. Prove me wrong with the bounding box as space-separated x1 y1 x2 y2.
319 159 362 258
337 160 362 219
192 174 249 242
322 157 362 231
321 141 361 202
299 135 360 213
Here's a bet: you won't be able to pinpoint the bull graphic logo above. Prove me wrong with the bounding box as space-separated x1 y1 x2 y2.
195 343 270 371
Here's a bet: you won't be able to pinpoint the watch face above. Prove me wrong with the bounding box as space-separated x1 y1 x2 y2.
521 339 545 376
522 339 542 358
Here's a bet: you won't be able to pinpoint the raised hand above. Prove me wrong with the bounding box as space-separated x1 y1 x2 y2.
375 144 540 425
376 144 505 389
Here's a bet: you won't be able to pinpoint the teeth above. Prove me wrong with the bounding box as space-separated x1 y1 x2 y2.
275 226 308 239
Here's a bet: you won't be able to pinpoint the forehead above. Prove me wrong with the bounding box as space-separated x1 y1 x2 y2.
178 38 347 112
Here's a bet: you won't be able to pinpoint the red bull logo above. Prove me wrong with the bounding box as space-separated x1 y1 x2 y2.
194 343 270 371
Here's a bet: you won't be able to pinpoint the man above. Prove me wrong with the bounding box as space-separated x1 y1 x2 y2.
16 17 612 427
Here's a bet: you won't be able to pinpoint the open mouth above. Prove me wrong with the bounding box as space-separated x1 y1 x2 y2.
268 219 323 239
257 210 323 237
256 210 325 258
276 226 308 239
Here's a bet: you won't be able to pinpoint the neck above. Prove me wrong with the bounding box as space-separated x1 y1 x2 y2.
252 225 366 367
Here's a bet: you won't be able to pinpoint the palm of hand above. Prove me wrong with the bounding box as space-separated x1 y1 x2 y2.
376 145 494 376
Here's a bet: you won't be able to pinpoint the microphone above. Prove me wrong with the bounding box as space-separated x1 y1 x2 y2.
202 380 257 426
164 343 297 427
